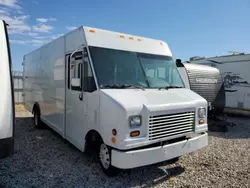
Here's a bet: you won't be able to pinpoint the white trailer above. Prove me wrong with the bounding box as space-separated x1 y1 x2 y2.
189 54 250 114
23 26 208 176
0 20 15 158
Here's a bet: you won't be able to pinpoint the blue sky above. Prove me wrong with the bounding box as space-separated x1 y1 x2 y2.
0 0 249 71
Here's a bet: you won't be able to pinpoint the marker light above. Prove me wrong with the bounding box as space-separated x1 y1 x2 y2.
111 137 116 143
199 119 205 124
89 29 95 33
120 35 125 38
129 37 134 40
130 131 140 137
137 38 142 41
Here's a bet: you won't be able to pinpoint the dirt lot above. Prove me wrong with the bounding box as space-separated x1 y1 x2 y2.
0 105 249 188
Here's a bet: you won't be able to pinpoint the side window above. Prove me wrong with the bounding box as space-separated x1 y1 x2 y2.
68 51 83 91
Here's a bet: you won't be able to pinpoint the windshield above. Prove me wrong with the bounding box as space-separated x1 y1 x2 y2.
89 46 184 89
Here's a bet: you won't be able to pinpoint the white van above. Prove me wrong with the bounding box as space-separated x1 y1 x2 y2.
23 26 208 176
0 20 15 158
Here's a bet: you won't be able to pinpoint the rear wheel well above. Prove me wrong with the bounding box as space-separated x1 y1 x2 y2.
85 130 103 153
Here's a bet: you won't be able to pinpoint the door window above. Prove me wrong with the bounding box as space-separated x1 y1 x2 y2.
67 48 97 92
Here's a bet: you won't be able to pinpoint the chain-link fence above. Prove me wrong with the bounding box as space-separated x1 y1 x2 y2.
12 71 23 103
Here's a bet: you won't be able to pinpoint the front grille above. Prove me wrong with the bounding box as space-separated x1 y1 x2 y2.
149 111 195 140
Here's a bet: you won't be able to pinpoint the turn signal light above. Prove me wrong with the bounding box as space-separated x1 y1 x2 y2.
199 119 205 124
111 137 116 143
130 131 140 137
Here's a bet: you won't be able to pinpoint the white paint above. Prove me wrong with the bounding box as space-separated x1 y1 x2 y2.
0 20 13 139
84 26 172 56
111 133 208 169
23 26 208 169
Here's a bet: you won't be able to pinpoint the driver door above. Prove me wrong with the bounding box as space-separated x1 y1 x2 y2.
65 49 87 151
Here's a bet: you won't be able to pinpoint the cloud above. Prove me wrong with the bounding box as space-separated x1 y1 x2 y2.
32 24 54 33
66 26 77 31
33 33 63 40
36 17 57 23
10 39 48 46
9 39 26 44
0 0 21 9
0 14 31 34
26 32 39 37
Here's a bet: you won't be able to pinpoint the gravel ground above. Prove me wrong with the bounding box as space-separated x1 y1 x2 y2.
0 105 249 188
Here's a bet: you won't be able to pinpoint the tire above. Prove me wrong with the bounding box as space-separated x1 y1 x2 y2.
33 107 43 128
99 143 119 177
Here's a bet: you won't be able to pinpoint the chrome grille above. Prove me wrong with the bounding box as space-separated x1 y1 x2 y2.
149 111 195 140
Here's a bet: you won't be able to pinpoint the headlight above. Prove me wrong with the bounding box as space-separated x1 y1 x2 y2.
129 116 142 127
198 108 206 118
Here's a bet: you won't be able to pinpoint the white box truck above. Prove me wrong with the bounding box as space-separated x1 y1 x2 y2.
23 26 208 176
0 20 15 158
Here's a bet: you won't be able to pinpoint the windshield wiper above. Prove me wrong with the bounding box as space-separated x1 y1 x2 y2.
100 84 145 90
100 84 122 89
124 84 145 91
158 85 183 90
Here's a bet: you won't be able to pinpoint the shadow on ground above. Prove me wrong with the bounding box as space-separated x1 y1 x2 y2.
0 117 185 188
208 116 250 139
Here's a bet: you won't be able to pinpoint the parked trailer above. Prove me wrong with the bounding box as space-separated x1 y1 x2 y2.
176 60 225 118
189 54 250 115
0 20 15 158
23 26 208 176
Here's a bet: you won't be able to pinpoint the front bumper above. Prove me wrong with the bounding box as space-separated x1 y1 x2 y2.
111 132 208 169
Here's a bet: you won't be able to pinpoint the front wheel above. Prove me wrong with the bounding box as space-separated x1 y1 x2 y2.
99 143 119 177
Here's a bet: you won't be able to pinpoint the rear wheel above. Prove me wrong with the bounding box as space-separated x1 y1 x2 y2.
99 143 119 177
33 107 43 128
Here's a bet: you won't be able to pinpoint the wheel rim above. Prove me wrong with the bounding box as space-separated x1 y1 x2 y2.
100 144 110 169
34 112 38 126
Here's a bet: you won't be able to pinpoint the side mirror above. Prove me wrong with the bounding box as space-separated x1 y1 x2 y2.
71 78 81 88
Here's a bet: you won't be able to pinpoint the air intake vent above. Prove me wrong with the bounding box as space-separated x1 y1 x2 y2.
149 111 195 140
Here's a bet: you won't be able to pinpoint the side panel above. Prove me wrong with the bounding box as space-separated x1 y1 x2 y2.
191 55 250 111
0 20 14 158
23 36 66 136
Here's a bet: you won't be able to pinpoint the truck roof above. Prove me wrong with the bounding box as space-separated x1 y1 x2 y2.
24 26 173 57
83 26 172 56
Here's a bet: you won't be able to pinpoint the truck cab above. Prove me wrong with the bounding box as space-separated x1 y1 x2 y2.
0 20 15 158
